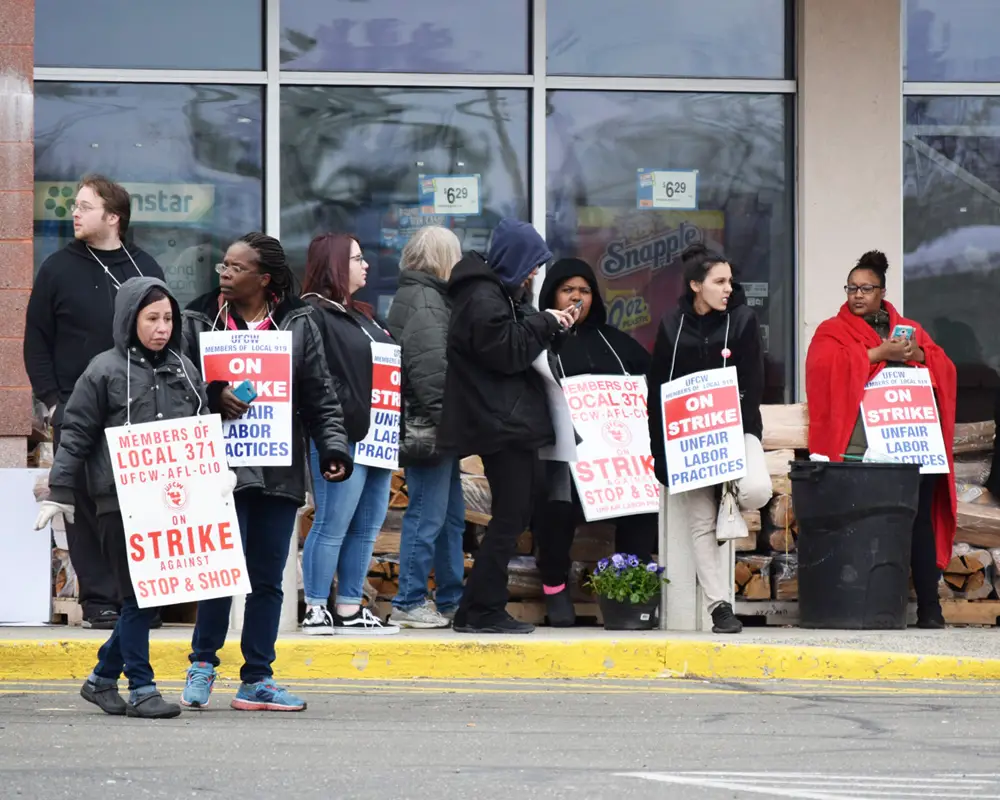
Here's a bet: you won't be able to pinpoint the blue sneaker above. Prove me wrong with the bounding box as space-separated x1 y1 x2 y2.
231 680 306 712
181 662 216 708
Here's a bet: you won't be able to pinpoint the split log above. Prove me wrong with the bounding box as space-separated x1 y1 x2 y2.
760 404 808 451
461 473 492 526
735 555 772 600
953 420 996 455
460 455 485 475
953 456 991 486
768 525 798 554
373 529 401 555
771 553 798 600
768 494 796 529
766 449 795 495
516 528 534 555
734 510 762 552
956 502 1000 550
507 555 542 600
942 545 993 600
389 470 408 509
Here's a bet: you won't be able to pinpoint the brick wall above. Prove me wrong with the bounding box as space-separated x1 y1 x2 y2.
0 0 33 466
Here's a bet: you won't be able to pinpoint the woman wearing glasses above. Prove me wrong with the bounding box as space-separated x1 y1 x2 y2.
805 249 957 628
298 234 400 635
179 232 353 712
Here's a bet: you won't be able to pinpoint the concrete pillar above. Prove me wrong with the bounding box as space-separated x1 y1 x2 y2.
796 0 903 396
0 0 34 466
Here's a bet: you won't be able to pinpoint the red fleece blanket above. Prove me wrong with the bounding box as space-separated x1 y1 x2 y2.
805 301 957 568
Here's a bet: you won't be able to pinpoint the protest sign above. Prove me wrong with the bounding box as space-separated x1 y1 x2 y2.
861 367 949 474
562 375 659 521
105 414 250 608
200 330 293 467
660 366 747 494
355 342 402 469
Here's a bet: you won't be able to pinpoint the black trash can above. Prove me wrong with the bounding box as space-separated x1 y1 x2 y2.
790 460 921 630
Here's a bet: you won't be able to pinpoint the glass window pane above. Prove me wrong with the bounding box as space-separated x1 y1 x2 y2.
547 91 793 401
35 0 262 70
547 0 789 78
281 87 529 315
34 83 264 308
280 0 529 73
904 96 1000 421
906 0 1000 82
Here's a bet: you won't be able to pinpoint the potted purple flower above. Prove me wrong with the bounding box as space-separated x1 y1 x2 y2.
586 553 668 630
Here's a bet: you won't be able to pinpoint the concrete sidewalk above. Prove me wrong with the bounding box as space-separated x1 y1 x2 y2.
2 624 1000 682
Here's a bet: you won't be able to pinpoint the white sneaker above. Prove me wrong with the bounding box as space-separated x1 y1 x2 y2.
334 606 400 635
302 604 334 635
391 601 450 629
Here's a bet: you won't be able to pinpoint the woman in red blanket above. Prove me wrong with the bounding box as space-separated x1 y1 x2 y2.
805 250 956 629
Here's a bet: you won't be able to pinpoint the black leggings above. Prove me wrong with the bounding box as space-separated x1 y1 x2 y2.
912 475 942 617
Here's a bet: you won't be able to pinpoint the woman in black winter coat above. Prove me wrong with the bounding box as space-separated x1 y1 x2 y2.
36 277 209 719
386 226 465 629
647 244 773 635
439 218 578 634
180 232 352 712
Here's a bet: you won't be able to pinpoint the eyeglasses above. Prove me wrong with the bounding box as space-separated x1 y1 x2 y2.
350 253 366 263
844 284 880 296
69 202 102 214
215 262 256 276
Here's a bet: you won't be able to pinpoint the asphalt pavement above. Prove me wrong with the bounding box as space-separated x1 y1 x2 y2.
3 678 1000 799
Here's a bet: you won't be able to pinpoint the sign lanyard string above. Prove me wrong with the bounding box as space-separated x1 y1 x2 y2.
667 313 731 383
87 244 144 290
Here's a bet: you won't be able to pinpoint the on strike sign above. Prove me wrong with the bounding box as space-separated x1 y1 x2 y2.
562 375 660 521
105 414 250 608
660 366 747 494
861 367 949 474
355 342 402 469
200 331 293 466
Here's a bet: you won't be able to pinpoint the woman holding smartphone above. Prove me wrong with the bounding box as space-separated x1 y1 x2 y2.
805 250 957 628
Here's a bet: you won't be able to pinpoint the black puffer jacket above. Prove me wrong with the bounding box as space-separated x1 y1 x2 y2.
386 270 451 465
439 252 562 457
48 277 208 514
183 289 353 505
647 286 765 486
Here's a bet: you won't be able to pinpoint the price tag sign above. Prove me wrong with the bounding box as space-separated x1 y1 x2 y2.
637 168 698 210
418 174 481 217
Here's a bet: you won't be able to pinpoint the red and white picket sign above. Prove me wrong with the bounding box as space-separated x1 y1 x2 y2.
355 342 402 469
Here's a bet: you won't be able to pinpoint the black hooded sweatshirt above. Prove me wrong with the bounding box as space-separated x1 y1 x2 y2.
646 285 765 486
24 239 164 417
538 258 651 378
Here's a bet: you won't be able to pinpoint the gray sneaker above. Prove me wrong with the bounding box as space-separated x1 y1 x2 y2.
391 601 450 629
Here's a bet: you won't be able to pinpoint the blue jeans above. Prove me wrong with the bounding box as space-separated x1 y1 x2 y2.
302 441 392 606
189 490 299 684
393 459 466 613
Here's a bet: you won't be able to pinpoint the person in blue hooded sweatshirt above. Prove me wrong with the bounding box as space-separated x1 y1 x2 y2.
439 219 578 634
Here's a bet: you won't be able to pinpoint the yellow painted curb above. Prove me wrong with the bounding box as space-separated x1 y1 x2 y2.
3 638 1000 682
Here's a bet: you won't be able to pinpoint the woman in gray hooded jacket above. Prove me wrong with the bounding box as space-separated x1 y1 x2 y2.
35 277 210 719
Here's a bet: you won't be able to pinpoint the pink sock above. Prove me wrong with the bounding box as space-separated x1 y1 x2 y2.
543 583 566 595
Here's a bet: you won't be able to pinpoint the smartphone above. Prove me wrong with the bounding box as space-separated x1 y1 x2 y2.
891 324 916 341
574 299 584 309
232 379 258 404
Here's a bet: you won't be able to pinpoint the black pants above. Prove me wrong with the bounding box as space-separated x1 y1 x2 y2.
459 449 538 622
912 475 943 619
54 424 119 617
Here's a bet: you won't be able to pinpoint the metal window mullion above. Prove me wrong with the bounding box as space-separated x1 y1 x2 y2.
264 0 281 240
904 81 1000 96
33 67 267 84
531 0 548 247
546 75 796 94
278 71 533 88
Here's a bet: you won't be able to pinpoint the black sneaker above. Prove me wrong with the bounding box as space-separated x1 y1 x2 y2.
125 691 181 719
302 604 334 635
333 607 400 635
80 680 126 716
544 588 576 628
454 612 535 634
711 602 743 634
82 609 119 630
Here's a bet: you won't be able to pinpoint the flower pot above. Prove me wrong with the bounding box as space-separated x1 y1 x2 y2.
597 595 660 631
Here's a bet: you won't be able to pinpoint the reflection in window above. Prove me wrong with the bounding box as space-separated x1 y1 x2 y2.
547 0 789 78
904 96 1000 420
35 0 262 70
906 0 1000 81
34 84 264 308
280 0 529 74
281 87 529 316
547 91 793 401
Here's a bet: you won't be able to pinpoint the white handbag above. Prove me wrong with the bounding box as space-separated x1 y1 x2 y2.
716 482 748 542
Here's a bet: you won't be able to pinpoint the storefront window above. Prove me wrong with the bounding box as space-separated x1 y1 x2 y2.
35 0 263 70
906 0 1000 82
281 86 529 316
547 91 794 401
280 0 529 74
547 0 789 79
904 96 1000 421
34 83 264 308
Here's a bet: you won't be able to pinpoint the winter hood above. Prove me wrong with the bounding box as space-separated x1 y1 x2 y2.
113 276 183 353
539 257 607 326
486 219 552 289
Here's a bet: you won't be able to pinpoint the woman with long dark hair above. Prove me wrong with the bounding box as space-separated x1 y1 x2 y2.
180 232 353 711
299 233 400 635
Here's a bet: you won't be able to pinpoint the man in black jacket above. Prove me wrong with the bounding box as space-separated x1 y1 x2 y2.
439 219 577 634
24 175 164 629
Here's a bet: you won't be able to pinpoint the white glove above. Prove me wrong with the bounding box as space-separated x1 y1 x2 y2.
220 470 238 498
34 501 75 530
